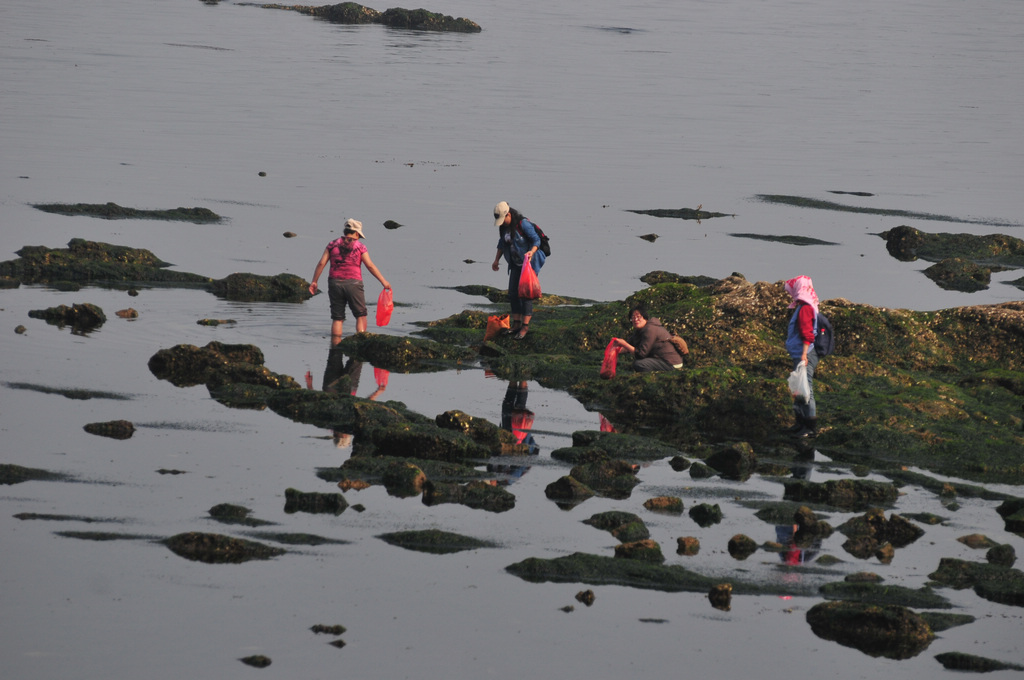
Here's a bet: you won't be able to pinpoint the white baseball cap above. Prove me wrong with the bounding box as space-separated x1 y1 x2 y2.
493 201 509 227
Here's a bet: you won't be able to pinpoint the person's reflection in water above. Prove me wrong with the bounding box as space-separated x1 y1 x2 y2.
489 380 539 483
305 347 387 449
776 460 821 578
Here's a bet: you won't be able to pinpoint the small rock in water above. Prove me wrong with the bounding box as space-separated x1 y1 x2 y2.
639 233 659 242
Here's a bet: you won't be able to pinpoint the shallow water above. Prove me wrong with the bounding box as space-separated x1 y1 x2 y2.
2 0 1023 678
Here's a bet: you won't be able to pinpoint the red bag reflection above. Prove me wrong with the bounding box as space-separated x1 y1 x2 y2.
373 367 390 387
600 339 623 379
510 410 535 444
376 288 394 326
517 259 541 300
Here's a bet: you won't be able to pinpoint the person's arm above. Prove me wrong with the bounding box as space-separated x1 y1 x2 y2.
361 252 390 289
520 221 540 258
491 247 503 271
612 337 635 353
633 327 657 359
798 306 815 363
309 248 330 295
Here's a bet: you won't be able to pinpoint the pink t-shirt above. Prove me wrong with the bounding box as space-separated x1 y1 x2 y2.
327 238 367 280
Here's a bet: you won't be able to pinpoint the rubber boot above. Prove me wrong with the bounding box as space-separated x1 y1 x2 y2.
796 417 818 439
782 410 804 434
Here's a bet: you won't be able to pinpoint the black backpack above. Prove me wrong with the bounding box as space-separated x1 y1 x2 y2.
809 306 834 357
517 221 551 256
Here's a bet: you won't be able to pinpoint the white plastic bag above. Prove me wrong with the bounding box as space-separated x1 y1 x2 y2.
788 363 811 404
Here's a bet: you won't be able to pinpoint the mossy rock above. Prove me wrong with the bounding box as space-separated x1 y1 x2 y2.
805 601 934 660
83 419 134 440
33 202 220 223
935 652 1024 672
273 3 482 32
28 303 106 331
783 478 899 511
377 529 496 554
928 557 1024 607
819 581 950 609
422 480 515 513
0 464 65 485
283 488 348 515
207 272 310 302
164 532 286 563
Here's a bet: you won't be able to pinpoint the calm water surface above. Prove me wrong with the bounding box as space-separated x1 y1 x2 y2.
1 1 1023 678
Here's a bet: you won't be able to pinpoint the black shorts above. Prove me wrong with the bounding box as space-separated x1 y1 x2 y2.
328 278 367 321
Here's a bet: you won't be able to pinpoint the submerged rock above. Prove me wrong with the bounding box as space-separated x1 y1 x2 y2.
805 601 934 660
377 529 496 554
0 463 64 485
164 532 286 563
935 652 1024 672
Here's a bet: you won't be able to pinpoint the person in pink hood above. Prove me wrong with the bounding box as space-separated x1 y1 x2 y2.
783 275 820 438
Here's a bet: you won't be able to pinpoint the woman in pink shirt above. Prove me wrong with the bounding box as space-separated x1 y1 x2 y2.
308 219 391 342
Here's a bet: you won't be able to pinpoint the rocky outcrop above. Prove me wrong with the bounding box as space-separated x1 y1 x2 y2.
258 3 482 32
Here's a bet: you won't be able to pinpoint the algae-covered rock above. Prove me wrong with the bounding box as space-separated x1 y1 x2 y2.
727 534 758 560
240 655 272 668
626 206 733 221
262 3 482 32
569 430 685 462
708 583 732 611
805 601 934 660
377 529 496 554
929 557 1024 607
934 652 1024 672
544 475 594 504
283 488 348 515
207 272 310 302
569 458 639 499
335 331 477 372
33 202 221 223
704 441 757 480
164 532 286 563
783 479 899 510
0 239 211 286
924 257 995 292
422 480 515 513
0 463 64 485
614 539 665 563
208 503 275 527
28 303 106 331
677 536 700 555
506 552 718 593
643 496 683 514
582 511 650 542
83 419 135 439
689 503 722 527
819 581 950 609
838 508 924 548
148 341 299 392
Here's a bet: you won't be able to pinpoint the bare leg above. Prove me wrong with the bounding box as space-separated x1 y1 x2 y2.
331 319 343 345
356 316 368 333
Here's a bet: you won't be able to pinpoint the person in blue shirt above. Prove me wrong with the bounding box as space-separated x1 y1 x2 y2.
490 201 546 339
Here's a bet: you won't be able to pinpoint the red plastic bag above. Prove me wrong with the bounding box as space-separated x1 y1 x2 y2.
373 366 390 388
599 413 616 433
600 338 623 379
483 314 510 342
518 259 541 300
376 288 394 327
